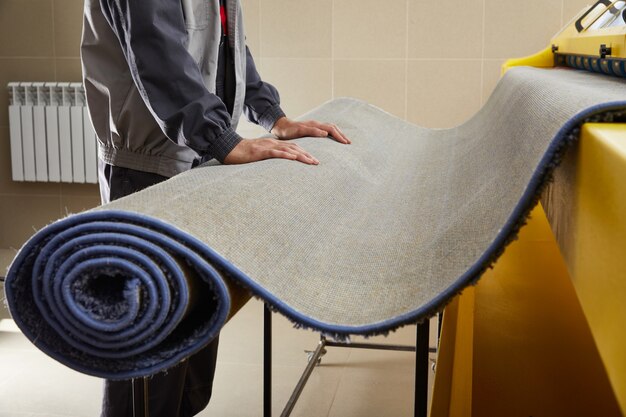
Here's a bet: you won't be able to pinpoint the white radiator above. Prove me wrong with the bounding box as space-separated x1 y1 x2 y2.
8 82 98 184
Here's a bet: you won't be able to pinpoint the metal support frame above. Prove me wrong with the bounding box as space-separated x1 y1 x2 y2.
130 304 438 417
263 304 438 417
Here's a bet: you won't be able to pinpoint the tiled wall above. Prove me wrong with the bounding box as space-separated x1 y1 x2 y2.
0 0 99 250
249 0 592 128
0 0 593 250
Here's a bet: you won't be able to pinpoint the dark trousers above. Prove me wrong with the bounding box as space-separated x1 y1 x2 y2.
98 160 220 417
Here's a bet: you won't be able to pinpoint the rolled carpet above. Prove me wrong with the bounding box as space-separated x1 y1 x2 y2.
5 67 626 379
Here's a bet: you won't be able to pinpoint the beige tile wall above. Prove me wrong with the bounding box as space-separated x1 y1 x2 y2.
0 0 99 250
0 0 594 249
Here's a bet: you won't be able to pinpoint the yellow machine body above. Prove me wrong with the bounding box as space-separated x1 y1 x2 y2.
553 1 626 57
431 3 626 416
554 1 626 76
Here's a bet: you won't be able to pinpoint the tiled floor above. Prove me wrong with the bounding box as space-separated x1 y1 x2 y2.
0 300 437 417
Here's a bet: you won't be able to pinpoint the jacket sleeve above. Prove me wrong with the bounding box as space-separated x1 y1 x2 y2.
99 0 241 162
243 46 287 131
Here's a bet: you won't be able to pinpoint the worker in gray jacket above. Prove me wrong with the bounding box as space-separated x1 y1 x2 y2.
81 0 350 415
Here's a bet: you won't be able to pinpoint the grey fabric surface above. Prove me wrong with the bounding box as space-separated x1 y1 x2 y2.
96 66 626 330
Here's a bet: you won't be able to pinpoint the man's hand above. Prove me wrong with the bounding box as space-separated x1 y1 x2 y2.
223 138 319 165
271 117 351 144
224 117 351 166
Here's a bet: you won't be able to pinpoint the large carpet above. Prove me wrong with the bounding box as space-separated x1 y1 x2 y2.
5 67 626 379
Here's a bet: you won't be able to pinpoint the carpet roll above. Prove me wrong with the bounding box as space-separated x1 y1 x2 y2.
4 67 626 379
5 211 240 379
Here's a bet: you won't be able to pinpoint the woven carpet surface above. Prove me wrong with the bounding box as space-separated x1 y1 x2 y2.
5 67 626 378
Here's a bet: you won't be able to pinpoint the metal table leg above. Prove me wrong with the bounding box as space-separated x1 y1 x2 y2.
437 312 443 341
415 320 430 417
264 304 272 417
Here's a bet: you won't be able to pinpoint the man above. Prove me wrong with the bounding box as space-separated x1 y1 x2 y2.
81 0 350 416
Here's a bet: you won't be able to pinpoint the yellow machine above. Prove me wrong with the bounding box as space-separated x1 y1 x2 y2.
432 2 626 416
554 0 626 73
505 0 626 74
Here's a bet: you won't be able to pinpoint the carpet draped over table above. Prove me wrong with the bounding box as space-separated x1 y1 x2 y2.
5 67 626 379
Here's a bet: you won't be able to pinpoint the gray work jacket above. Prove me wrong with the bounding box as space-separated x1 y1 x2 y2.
81 0 285 177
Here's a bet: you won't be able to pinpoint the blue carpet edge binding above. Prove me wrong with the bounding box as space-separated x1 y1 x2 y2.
4 101 626 380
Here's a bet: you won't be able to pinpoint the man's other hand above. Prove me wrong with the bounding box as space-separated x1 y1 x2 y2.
271 117 351 144
223 138 319 165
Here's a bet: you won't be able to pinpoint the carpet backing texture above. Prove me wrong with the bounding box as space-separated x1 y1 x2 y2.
5 67 626 379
